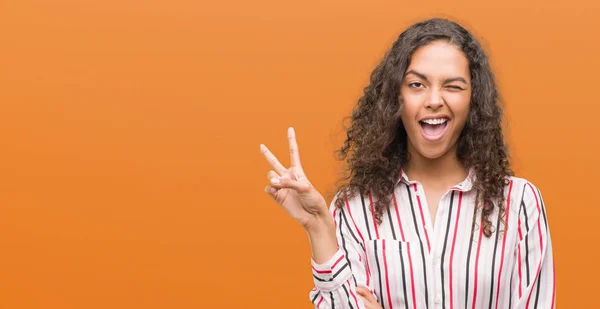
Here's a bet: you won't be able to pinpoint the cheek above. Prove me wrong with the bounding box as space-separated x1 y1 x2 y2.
400 95 419 119
449 95 471 121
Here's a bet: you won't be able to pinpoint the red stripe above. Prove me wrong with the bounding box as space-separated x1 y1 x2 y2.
344 191 373 287
393 192 417 307
494 180 513 309
364 191 379 290
413 183 431 251
312 265 332 274
365 254 371 288
358 192 374 288
344 194 373 289
471 217 484 309
332 255 345 269
368 191 380 239
517 215 523 298
406 242 417 309
392 192 406 240
344 192 366 244
347 280 361 309
382 240 394 309
317 296 324 307
449 191 463 309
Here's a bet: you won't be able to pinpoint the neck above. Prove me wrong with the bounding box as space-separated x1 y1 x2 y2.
404 143 468 190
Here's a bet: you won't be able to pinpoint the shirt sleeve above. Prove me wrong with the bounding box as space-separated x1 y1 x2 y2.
308 193 374 309
511 182 556 309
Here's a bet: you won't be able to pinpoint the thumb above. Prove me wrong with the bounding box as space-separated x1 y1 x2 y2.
356 286 377 303
270 176 311 193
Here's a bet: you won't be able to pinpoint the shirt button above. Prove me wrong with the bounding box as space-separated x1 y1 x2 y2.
435 296 442 304
433 257 441 265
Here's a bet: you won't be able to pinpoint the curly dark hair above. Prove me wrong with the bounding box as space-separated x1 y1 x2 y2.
333 18 513 238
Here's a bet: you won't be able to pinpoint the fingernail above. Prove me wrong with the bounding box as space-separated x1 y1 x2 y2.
270 177 280 184
268 187 277 193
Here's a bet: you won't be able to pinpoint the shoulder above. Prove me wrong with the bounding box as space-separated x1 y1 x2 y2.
328 189 369 216
506 176 546 213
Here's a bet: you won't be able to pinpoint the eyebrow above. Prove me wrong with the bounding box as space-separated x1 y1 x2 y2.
404 70 469 84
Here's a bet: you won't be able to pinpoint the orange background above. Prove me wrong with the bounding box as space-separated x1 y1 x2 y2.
0 0 597 308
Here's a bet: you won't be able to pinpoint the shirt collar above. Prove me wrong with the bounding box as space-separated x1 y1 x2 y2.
396 167 475 192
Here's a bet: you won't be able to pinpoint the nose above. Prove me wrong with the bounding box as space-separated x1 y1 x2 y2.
426 89 444 110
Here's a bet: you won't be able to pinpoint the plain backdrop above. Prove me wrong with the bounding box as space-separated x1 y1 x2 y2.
1 0 598 308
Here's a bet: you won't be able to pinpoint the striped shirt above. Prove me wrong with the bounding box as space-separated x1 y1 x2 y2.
309 170 555 309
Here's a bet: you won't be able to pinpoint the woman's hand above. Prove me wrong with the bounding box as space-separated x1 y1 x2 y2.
356 287 383 309
260 127 330 234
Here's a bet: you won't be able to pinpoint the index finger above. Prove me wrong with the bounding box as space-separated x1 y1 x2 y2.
260 144 286 174
288 127 301 167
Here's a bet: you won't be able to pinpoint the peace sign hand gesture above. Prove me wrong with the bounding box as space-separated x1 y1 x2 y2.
260 127 330 233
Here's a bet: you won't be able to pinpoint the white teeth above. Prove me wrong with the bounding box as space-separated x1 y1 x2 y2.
422 118 448 125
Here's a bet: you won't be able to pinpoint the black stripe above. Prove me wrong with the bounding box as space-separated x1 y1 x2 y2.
440 192 455 309
332 263 349 279
312 263 348 282
386 206 397 240
386 205 409 308
361 193 373 241
464 206 477 309
373 241 385 309
533 270 542 308
311 292 319 304
405 184 429 309
508 270 514 309
530 184 547 309
331 291 335 309
338 210 358 287
521 200 531 286
342 285 355 309
398 242 410 309
487 209 502 309
340 208 363 250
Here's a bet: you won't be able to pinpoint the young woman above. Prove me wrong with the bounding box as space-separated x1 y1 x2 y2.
260 18 555 309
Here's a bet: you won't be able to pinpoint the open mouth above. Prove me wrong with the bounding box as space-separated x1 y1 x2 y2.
419 118 450 141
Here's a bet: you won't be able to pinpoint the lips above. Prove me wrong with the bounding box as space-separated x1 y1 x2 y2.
419 119 451 141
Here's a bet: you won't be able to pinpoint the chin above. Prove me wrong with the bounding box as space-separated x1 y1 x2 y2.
416 145 449 160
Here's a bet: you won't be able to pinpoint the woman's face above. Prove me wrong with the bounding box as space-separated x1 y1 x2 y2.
400 40 472 161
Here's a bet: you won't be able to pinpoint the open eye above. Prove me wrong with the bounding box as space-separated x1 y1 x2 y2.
408 82 424 89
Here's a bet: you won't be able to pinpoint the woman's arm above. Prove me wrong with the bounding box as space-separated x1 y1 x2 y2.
260 128 373 308
511 182 556 309
308 196 374 309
